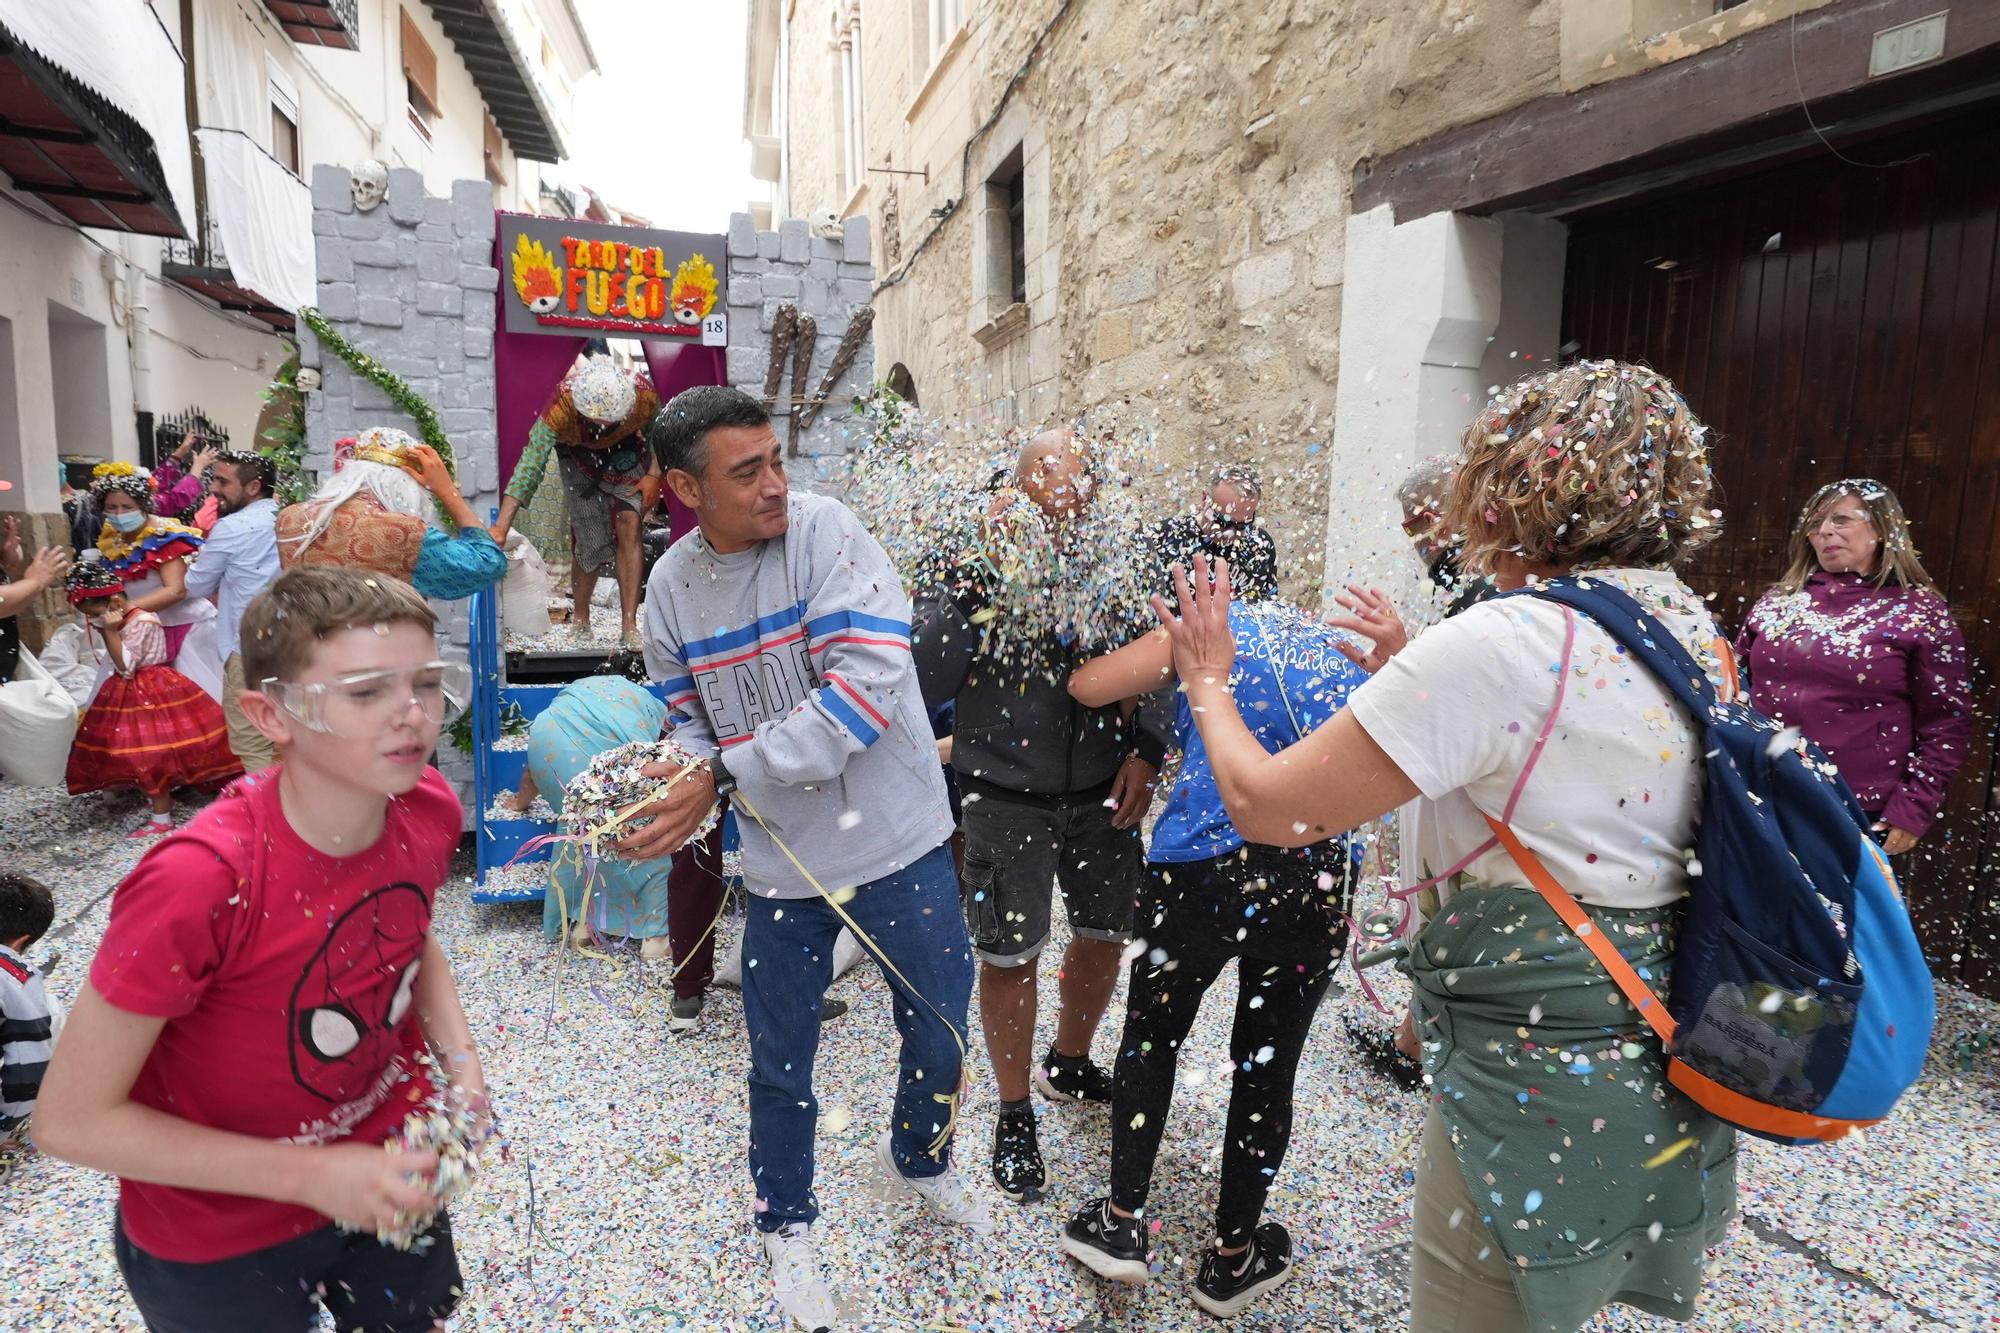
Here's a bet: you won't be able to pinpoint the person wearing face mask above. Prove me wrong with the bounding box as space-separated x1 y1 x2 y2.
1393 453 1495 618
490 355 662 647
87 464 226 703
1736 479 1973 857
1151 465 1279 603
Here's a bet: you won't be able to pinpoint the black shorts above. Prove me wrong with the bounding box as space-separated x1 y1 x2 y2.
959 791 1143 965
114 1208 462 1333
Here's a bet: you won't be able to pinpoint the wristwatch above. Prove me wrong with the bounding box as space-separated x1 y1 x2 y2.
708 755 738 799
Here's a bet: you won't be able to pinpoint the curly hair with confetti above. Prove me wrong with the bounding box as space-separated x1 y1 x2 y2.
88 463 154 511
1444 359 1720 576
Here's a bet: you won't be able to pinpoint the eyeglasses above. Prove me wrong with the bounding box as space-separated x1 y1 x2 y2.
261 660 472 737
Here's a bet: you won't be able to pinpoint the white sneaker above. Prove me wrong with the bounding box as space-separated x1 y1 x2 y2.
761 1222 838 1331
874 1132 994 1236
669 994 703 1034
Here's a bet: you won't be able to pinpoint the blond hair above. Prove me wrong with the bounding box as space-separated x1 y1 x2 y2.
240 565 437 687
1444 360 1720 575
1775 478 1936 595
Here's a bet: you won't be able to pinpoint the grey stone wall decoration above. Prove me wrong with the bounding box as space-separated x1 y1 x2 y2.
796 307 875 434
724 211 876 490
302 165 502 817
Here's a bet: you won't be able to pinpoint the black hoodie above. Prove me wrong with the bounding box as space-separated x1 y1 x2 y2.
911 571 1171 805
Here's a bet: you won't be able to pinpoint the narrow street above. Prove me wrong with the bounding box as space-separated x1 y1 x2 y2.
5 779 1993 1331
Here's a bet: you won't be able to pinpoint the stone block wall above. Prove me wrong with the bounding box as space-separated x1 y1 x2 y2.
302 165 501 814
724 212 875 492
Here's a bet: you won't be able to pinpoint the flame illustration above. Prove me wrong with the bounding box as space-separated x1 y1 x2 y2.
512 233 562 312
670 253 719 323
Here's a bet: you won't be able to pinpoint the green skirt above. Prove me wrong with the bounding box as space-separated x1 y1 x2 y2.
1401 886 1737 1333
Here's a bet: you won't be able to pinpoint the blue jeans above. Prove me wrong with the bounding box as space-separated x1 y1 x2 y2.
742 841 972 1231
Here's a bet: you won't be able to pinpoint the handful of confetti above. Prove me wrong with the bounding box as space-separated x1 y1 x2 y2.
353 1060 494 1252
561 737 718 859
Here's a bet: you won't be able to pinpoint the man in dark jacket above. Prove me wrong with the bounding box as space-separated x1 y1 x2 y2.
1151 464 1279 602
913 431 1170 1203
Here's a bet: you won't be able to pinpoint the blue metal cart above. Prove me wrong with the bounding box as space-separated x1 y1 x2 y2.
466 584 733 903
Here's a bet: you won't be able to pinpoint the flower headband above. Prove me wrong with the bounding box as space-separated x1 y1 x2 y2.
89 463 154 506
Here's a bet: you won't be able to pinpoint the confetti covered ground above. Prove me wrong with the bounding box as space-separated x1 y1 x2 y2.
4 780 1998 1331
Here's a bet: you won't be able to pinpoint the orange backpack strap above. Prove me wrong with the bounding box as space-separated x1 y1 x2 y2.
1713 637 1739 704
1481 814 1678 1047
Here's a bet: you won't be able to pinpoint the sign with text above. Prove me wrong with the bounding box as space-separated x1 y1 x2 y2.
499 213 726 340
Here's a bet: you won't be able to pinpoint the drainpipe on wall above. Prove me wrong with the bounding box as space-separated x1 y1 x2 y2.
125 253 152 421
777 2 790 221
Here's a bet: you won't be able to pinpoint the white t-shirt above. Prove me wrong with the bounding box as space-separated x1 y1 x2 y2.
1349 568 1730 912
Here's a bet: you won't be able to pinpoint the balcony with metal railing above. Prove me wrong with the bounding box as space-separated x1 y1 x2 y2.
257 0 361 51
161 129 314 331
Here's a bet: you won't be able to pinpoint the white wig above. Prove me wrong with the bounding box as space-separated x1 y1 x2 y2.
283 458 432 557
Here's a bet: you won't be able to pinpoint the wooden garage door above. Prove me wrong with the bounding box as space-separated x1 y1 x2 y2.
1562 110 2000 996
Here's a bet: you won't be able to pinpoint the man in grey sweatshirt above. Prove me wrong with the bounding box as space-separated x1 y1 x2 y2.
623 386 984 1333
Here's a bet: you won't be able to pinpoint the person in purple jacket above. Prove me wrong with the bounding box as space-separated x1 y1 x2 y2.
1736 478 1973 855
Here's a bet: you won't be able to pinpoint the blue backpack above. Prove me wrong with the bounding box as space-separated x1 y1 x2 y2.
1487 578 1935 1145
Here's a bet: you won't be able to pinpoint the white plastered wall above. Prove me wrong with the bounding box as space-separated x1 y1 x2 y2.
1322 205 1567 602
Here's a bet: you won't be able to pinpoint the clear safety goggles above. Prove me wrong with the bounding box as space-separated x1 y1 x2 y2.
261 660 473 738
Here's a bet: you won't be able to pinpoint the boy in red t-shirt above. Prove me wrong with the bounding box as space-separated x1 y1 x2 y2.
38 565 486 1333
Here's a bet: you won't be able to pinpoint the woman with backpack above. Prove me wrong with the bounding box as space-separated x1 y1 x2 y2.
1736 479 1972 858
1152 360 1738 1333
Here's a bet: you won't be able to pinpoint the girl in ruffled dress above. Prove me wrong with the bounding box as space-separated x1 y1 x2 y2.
63 563 240 837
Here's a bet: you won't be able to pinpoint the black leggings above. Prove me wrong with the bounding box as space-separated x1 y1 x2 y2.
1108 848 1347 1246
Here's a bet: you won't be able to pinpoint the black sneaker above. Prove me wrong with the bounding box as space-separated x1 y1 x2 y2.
1192 1222 1292 1318
1034 1049 1113 1105
1060 1197 1149 1285
990 1106 1046 1202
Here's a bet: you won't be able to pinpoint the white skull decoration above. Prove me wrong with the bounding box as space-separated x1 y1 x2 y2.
809 207 842 240
350 160 389 211
296 367 322 392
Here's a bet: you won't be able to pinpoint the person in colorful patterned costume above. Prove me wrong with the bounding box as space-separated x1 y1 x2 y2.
275 427 505 601
1737 478 1973 857
490 356 662 646
62 562 239 838
87 463 224 702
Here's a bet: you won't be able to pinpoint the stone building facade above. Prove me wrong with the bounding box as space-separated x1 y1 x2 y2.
744 0 1855 592
748 0 2000 989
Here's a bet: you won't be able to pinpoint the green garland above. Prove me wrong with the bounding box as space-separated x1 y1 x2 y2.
298 307 458 520
257 342 309 505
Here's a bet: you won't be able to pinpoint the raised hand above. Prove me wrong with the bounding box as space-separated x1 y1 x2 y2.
1326 584 1409 672
1149 554 1236 690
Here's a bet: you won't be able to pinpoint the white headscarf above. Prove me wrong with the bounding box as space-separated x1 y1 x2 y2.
283 428 432 557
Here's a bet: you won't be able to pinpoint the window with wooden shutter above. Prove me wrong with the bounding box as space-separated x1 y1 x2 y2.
401 7 440 136
484 113 507 186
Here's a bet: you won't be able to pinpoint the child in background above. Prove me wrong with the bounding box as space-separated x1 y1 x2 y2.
36 566 486 1333
63 563 239 837
0 873 57 1149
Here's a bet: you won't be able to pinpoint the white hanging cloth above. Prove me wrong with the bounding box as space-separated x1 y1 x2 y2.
196 127 316 315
